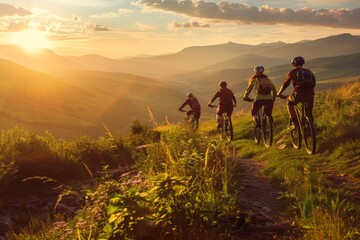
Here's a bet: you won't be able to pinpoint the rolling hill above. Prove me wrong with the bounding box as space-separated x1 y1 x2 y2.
0 59 191 139
0 33 359 138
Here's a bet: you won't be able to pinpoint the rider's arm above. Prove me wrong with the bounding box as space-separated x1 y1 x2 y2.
178 99 189 111
208 91 220 106
277 72 291 96
232 95 237 106
270 81 277 100
243 78 254 100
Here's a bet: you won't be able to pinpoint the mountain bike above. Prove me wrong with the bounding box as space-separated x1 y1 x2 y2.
278 95 316 155
244 98 273 147
208 105 233 141
179 109 199 130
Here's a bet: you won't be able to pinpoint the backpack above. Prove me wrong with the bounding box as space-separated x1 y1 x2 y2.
256 77 272 94
296 68 316 89
189 97 201 112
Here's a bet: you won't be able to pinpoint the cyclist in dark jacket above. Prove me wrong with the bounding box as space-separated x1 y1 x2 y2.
208 81 236 128
277 56 316 124
179 92 201 123
243 65 277 127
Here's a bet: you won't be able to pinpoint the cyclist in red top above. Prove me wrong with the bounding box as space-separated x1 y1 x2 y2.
178 92 201 124
208 81 237 128
277 56 316 124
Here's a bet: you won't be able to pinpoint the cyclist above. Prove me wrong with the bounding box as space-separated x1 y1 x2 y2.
178 92 201 125
277 56 316 126
243 65 277 127
208 81 236 128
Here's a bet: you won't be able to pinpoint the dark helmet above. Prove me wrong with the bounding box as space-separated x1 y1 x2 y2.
291 56 305 66
187 92 193 97
254 65 264 74
219 81 227 87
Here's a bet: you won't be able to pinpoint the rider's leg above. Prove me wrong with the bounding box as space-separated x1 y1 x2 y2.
216 107 223 128
264 100 274 123
303 94 314 122
195 112 201 127
251 101 262 127
287 93 299 125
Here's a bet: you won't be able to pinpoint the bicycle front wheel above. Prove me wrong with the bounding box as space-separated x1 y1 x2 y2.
224 118 233 141
303 117 316 155
290 118 301 149
262 117 273 147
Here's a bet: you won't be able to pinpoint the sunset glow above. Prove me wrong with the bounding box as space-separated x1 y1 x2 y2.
10 30 51 52
0 1 359 57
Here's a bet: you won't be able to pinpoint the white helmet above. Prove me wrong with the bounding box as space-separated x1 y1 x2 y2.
254 65 264 74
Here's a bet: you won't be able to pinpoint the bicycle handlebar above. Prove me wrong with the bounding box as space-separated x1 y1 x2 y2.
277 95 289 99
243 98 254 102
208 104 218 108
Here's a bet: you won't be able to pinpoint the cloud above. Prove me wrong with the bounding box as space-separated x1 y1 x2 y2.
0 20 28 32
135 0 360 29
0 3 32 17
172 21 210 28
90 8 134 18
86 23 111 31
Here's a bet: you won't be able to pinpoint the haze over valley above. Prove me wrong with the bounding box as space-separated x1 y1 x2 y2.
1 33 359 139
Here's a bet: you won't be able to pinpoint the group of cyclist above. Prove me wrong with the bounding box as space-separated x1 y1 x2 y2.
178 56 316 132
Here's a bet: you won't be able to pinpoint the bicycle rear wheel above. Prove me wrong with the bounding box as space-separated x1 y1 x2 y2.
190 116 199 130
254 124 260 144
303 117 316 155
262 117 273 147
290 118 301 149
224 118 233 141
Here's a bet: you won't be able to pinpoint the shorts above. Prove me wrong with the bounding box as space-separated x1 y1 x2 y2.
288 90 314 119
187 110 201 120
251 99 274 116
217 104 233 117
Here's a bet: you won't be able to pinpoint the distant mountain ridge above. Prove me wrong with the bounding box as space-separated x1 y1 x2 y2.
0 33 358 79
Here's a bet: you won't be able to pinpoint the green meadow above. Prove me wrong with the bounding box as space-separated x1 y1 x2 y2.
1 80 359 240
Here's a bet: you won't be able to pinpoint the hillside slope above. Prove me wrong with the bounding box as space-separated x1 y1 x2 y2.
0 59 188 139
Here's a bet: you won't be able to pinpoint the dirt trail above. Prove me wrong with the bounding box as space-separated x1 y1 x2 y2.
235 158 296 239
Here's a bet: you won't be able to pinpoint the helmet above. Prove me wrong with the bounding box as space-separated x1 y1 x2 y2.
254 65 264 74
291 56 305 66
187 92 193 97
219 81 227 87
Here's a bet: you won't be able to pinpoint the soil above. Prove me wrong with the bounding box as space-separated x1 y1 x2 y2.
234 158 298 240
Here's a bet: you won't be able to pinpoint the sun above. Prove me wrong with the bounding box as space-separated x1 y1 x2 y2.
10 30 51 52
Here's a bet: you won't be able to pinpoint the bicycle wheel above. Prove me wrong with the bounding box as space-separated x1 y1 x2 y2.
190 116 198 130
262 116 273 147
289 118 301 149
253 123 260 145
224 117 233 141
303 117 316 155
253 112 261 144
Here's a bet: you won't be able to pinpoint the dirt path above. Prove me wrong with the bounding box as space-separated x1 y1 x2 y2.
234 158 297 240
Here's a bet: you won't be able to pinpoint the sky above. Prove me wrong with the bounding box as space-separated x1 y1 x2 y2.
0 0 359 58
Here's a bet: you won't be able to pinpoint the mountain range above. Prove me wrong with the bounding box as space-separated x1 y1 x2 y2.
0 33 359 139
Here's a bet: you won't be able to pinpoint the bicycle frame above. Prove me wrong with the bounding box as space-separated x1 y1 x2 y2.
278 95 316 155
245 99 273 147
208 105 233 141
180 109 198 130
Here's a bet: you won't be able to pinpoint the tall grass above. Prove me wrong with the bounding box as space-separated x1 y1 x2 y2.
233 80 360 239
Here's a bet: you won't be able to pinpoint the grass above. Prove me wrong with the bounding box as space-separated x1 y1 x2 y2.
2 81 360 239
229 80 360 239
